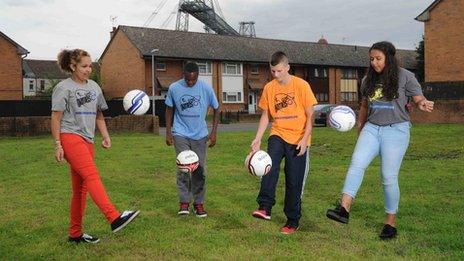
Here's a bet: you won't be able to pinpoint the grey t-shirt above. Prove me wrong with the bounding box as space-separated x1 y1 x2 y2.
51 78 108 142
361 67 423 126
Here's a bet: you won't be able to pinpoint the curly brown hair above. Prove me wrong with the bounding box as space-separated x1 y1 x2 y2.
57 49 90 73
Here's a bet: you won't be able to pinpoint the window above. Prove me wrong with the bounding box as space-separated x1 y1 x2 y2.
197 61 212 75
156 61 166 71
222 63 242 75
341 92 357 101
311 68 327 78
250 64 259 74
342 69 357 79
29 80 34 91
222 92 242 102
40 80 45 91
316 93 328 102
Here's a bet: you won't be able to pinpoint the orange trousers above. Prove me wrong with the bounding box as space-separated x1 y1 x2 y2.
61 133 120 237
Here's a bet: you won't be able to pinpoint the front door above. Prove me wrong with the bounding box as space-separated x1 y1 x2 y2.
248 92 257 114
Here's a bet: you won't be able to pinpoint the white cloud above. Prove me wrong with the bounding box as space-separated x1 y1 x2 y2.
0 0 434 59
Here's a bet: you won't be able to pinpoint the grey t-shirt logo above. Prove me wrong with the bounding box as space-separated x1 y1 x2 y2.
76 89 97 107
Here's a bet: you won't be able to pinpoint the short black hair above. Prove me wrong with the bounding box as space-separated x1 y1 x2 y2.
270 51 289 66
184 62 199 73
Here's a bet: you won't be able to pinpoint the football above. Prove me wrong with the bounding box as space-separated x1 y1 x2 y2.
123 90 150 115
245 150 272 177
328 105 356 132
176 150 200 174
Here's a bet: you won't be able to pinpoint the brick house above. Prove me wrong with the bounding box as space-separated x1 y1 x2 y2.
23 59 70 97
416 0 464 83
0 31 29 100
100 26 417 112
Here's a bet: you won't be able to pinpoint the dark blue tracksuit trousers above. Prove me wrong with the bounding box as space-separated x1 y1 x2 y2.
256 135 310 227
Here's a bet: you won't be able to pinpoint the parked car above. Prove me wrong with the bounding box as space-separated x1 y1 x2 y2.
313 104 337 127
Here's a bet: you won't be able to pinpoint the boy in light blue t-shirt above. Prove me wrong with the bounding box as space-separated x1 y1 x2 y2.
165 62 219 217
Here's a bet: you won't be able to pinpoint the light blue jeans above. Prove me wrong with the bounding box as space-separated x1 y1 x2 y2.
342 121 411 214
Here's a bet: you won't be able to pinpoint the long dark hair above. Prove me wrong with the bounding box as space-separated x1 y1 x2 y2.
363 41 399 100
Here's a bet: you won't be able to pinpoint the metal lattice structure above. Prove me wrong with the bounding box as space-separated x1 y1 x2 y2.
175 0 239 36
175 0 190 31
239 21 256 37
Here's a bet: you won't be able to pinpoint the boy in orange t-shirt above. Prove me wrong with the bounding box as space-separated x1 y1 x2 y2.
250 51 317 234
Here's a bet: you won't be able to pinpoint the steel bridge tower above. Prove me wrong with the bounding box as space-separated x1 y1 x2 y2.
175 0 239 36
239 21 256 37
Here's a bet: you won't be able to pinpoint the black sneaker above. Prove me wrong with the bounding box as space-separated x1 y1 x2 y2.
68 233 100 244
193 203 207 218
111 210 140 233
379 224 397 240
178 202 190 215
326 203 349 224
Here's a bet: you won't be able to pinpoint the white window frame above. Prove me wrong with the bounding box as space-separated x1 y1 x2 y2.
29 80 34 91
156 61 166 71
313 68 327 78
342 69 357 79
250 64 259 74
197 61 212 75
222 62 242 76
341 92 358 102
222 91 242 103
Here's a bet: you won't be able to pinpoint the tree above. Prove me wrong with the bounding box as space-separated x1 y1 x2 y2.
90 70 103 86
42 78 61 98
416 35 425 82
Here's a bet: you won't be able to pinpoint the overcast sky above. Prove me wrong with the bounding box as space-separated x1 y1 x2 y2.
0 0 433 60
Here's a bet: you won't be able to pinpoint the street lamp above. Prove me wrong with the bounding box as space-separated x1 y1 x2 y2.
150 48 159 118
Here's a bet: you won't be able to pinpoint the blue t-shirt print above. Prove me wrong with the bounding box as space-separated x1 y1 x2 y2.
75 89 98 115
179 94 201 116
165 79 219 140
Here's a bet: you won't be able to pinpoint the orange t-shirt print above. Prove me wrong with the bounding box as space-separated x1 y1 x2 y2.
259 76 318 145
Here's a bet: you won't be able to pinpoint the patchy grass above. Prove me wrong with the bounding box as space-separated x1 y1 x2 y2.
0 124 462 259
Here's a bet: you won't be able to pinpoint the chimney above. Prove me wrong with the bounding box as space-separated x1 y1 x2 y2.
317 35 328 44
110 27 117 39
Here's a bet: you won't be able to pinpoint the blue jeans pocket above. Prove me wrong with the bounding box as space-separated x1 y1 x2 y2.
392 122 410 134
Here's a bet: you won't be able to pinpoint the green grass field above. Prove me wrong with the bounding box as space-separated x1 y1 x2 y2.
0 124 463 259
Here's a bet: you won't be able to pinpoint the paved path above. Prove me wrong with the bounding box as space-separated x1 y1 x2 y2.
158 122 260 136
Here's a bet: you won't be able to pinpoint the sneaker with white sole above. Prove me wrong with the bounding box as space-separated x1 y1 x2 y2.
193 204 207 218
178 202 190 215
68 233 100 244
252 207 271 220
111 210 140 233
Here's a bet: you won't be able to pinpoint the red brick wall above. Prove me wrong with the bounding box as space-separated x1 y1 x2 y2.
292 66 306 79
0 36 23 100
221 103 245 112
424 0 464 82
410 100 464 124
0 116 159 136
144 59 183 94
328 68 342 104
0 117 51 136
243 63 270 106
100 31 145 99
106 115 159 134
